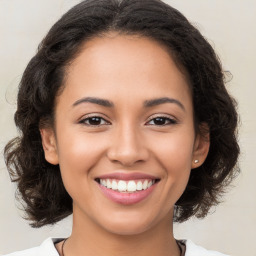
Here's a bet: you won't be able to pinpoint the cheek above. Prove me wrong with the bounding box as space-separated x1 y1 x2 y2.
153 132 194 170
55 134 107 205
152 132 194 195
56 131 108 194
57 131 105 167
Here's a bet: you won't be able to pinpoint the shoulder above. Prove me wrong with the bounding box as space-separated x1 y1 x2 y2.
2 238 63 256
182 240 230 256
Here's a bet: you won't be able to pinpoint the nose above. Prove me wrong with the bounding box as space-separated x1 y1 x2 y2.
107 125 149 167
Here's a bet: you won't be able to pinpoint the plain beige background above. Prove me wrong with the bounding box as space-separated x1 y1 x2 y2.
0 0 255 255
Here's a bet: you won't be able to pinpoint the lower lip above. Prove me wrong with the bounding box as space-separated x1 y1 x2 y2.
97 182 157 205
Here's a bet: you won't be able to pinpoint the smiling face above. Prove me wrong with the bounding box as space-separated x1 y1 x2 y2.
41 34 209 236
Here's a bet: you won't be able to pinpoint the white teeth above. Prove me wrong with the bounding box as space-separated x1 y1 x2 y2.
142 180 148 190
107 179 112 189
99 178 157 192
136 181 143 191
112 180 118 190
118 180 127 192
127 181 136 192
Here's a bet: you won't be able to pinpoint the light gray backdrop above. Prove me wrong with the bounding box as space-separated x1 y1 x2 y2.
0 0 255 255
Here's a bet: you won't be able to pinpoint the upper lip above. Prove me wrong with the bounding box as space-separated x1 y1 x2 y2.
96 172 160 181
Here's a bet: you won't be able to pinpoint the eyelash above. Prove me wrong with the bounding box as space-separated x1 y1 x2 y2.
79 115 177 127
79 115 110 126
145 116 177 126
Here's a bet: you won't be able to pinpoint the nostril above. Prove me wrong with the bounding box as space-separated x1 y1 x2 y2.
106 141 149 167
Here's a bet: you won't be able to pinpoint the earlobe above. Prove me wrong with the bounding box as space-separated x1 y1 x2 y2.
40 128 59 165
192 123 210 169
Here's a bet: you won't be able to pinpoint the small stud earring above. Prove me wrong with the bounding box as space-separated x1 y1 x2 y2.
194 159 199 164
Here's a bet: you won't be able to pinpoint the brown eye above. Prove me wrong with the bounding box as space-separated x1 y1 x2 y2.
80 116 110 126
147 117 177 126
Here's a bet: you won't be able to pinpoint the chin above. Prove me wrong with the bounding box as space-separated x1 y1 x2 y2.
103 222 152 236
97 211 160 236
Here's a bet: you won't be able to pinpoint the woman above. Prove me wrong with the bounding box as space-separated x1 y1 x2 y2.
4 0 239 255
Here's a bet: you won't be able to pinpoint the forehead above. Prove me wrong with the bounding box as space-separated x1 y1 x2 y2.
59 34 192 109
68 34 187 81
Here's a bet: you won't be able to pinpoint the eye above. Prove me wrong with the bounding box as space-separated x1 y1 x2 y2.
79 116 110 126
146 116 177 126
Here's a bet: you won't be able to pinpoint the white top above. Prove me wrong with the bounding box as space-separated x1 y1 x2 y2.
3 237 230 256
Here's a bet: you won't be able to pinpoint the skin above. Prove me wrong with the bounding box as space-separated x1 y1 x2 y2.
41 33 209 256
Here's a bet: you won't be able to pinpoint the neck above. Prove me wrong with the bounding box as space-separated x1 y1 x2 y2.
61 208 180 256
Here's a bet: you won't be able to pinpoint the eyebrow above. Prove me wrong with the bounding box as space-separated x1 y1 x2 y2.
72 96 185 111
73 97 114 107
144 97 185 111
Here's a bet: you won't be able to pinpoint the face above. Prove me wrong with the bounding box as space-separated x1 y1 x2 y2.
41 34 209 235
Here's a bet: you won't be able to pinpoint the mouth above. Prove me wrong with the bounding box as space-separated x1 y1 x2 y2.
94 173 160 205
95 178 160 193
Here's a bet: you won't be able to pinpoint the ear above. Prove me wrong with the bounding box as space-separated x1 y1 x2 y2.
40 128 59 165
191 123 210 169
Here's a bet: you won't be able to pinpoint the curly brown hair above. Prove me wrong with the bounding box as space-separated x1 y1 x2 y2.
4 0 239 227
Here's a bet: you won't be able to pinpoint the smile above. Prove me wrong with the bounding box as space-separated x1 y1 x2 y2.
95 173 160 205
96 178 158 193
